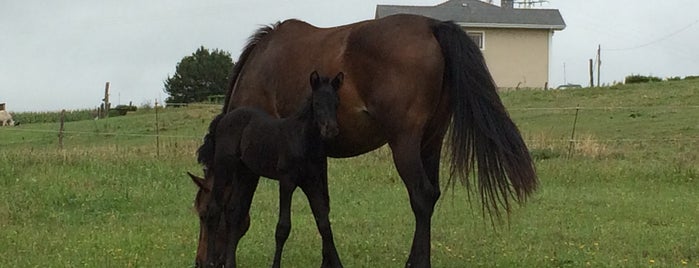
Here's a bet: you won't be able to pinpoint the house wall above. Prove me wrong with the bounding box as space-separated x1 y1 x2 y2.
464 27 551 89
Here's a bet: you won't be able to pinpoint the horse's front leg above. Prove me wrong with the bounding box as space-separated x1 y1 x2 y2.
272 179 297 268
223 171 260 268
299 163 343 268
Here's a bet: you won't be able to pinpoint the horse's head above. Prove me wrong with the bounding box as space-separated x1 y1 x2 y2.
309 71 343 139
188 171 226 268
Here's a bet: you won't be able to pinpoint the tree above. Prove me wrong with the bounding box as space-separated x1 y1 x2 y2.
163 46 234 104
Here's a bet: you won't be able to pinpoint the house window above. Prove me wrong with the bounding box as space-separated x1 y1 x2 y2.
466 31 485 50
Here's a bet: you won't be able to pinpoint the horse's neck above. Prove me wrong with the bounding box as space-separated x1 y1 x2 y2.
277 113 322 159
287 101 318 136
281 115 317 139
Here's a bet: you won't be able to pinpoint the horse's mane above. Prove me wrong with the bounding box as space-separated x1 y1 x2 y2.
222 22 282 113
196 113 226 169
200 23 282 170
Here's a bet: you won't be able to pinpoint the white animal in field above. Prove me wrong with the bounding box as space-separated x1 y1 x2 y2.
0 110 15 126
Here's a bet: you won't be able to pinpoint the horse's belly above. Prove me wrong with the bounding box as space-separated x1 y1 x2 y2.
326 108 387 158
239 137 283 179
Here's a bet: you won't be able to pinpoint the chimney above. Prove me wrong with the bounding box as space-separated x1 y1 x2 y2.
501 0 514 8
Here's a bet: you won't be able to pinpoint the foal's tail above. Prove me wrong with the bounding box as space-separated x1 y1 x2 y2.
431 21 537 218
197 113 226 169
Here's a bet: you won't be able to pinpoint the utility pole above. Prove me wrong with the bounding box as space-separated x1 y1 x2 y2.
59 109 65 149
102 82 111 118
589 59 594 87
155 99 160 157
596 44 602 87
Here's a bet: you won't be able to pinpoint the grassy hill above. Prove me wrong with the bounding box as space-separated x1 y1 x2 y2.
1 80 697 267
502 80 699 160
1 104 219 149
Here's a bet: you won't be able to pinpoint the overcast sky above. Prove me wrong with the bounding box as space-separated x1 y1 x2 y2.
2 0 698 112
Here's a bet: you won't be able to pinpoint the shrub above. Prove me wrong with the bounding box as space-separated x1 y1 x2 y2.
139 100 153 111
109 105 137 116
12 109 96 124
530 148 561 160
625 74 662 84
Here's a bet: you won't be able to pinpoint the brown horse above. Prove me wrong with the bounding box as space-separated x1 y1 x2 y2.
192 13 537 268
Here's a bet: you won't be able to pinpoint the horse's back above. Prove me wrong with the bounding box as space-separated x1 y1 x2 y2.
344 15 446 129
215 107 268 158
218 107 287 177
217 107 266 134
229 14 445 157
231 19 351 117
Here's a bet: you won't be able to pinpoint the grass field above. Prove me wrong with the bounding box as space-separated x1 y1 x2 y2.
1 80 698 267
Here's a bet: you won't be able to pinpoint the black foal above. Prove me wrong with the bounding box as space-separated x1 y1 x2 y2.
192 71 344 268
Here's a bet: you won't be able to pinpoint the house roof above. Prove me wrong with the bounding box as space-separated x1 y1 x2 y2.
375 0 566 30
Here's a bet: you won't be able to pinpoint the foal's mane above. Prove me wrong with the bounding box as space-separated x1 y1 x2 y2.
222 22 282 113
196 113 225 169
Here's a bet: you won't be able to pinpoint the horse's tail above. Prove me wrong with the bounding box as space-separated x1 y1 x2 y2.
197 113 226 169
431 20 537 218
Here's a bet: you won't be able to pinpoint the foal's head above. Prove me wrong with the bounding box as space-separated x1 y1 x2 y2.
308 71 343 139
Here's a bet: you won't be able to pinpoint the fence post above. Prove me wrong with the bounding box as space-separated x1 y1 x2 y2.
589 59 594 87
59 109 65 149
102 82 111 119
155 99 160 157
567 105 580 159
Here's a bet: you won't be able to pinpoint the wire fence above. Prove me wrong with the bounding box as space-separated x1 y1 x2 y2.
0 127 199 139
1 104 697 158
509 105 699 111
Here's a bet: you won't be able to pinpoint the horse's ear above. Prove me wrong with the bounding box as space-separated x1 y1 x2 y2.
310 71 320 90
332 72 344 90
188 172 209 192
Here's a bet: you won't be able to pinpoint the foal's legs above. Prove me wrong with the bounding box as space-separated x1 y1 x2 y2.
389 135 441 268
223 169 260 268
299 163 343 268
272 179 297 268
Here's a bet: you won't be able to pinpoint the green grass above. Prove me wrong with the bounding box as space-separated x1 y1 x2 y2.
1 81 698 267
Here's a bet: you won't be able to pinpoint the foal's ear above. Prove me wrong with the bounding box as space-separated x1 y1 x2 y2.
331 72 344 90
187 172 209 192
310 71 320 90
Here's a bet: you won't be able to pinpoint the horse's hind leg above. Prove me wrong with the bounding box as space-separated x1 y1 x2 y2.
223 170 260 268
272 179 297 268
389 135 440 268
420 126 447 204
299 163 343 268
